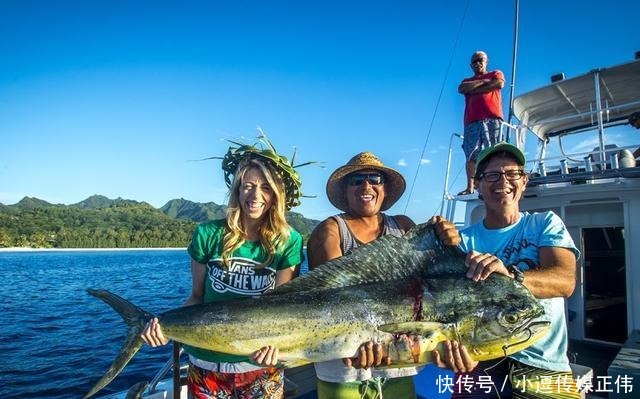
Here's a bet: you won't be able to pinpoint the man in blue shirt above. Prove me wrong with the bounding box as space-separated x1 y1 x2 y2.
434 142 581 398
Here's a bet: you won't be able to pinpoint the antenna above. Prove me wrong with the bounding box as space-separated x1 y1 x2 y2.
402 0 471 214
506 0 520 142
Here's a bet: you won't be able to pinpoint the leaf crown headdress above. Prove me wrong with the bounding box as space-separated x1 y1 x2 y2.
211 129 316 210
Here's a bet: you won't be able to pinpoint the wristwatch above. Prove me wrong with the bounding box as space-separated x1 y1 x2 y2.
507 264 525 283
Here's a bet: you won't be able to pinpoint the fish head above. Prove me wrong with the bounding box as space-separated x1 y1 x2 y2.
458 286 551 360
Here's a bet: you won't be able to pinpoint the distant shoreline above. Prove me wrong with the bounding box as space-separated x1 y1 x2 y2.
0 247 187 253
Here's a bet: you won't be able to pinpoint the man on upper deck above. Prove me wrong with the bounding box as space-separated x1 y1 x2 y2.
458 50 505 195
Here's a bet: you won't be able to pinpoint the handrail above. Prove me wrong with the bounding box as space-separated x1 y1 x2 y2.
439 123 521 219
173 342 181 399
531 143 638 172
148 346 185 395
440 132 463 217
528 165 640 186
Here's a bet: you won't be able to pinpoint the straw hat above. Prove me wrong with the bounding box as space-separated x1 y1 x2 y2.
326 152 406 212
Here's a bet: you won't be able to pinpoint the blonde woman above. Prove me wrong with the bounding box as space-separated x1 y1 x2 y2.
142 137 305 399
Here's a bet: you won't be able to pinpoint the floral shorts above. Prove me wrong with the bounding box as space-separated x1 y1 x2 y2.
188 363 284 399
462 118 502 161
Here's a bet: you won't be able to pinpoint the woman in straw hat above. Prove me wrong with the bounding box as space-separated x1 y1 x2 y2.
141 135 305 399
307 151 417 399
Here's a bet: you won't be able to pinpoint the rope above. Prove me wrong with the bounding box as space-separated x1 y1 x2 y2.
403 0 471 214
359 377 387 399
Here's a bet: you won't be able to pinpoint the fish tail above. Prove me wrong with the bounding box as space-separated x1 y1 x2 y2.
83 289 154 399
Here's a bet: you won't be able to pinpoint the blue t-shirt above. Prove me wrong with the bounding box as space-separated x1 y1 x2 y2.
459 211 580 372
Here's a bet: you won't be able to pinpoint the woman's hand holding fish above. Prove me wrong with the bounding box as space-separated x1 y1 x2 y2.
432 340 478 373
465 250 511 282
140 317 169 347
252 345 279 367
429 216 461 247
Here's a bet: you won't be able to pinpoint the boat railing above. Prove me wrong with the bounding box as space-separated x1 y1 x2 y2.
525 142 640 187
530 144 637 170
439 132 463 218
146 343 186 397
440 121 521 220
528 164 640 187
440 123 639 220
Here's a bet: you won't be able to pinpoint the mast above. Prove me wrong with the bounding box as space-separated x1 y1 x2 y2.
506 0 520 142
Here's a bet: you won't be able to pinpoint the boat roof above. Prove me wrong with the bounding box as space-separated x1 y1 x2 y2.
513 59 640 140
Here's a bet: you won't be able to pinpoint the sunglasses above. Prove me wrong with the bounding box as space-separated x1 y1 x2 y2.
347 173 385 186
477 170 526 182
471 59 485 64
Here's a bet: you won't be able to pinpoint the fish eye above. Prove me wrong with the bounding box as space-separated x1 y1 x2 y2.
498 311 520 326
505 314 519 323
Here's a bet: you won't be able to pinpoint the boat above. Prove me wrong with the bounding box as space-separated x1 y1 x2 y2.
441 54 640 398
97 57 640 399
95 53 640 399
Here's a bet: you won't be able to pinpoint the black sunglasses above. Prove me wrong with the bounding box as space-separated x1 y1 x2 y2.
471 58 485 64
347 173 385 186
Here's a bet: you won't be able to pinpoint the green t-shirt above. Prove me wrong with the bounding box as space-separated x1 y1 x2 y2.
185 219 303 363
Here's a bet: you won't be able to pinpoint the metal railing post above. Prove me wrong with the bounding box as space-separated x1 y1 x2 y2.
440 133 463 216
173 342 181 399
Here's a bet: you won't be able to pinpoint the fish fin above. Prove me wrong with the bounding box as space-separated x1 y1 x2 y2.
272 222 468 295
271 231 426 294
272 233 409 293
83 289 153 399
377 321 445 337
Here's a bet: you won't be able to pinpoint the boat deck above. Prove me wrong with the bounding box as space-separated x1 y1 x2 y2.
569 340 620 383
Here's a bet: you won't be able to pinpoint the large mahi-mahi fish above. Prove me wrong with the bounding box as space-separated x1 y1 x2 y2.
84 222 549 398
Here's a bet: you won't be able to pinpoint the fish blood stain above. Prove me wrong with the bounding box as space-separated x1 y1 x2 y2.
407 280 424 321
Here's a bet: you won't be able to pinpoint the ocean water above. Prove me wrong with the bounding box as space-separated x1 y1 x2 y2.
0 250 449 399
0 250 196 399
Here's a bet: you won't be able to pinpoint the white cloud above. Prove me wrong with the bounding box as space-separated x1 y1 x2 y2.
397 158 408 167
420 158 431 165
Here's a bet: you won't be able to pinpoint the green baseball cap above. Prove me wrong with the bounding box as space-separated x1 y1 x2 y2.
476 142 526 167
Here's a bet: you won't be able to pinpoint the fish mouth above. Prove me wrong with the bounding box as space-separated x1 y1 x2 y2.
520 319 551 333
504 319 551 354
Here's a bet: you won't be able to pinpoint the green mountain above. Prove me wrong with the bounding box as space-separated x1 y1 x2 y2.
13 196 60 209
285 211 319 238
71 194 152 209
70 194 114 209
0 195 320 248
160 198 227 222
158 198 320 237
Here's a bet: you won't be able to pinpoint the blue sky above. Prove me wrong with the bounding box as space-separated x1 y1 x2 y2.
1 0 639 222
